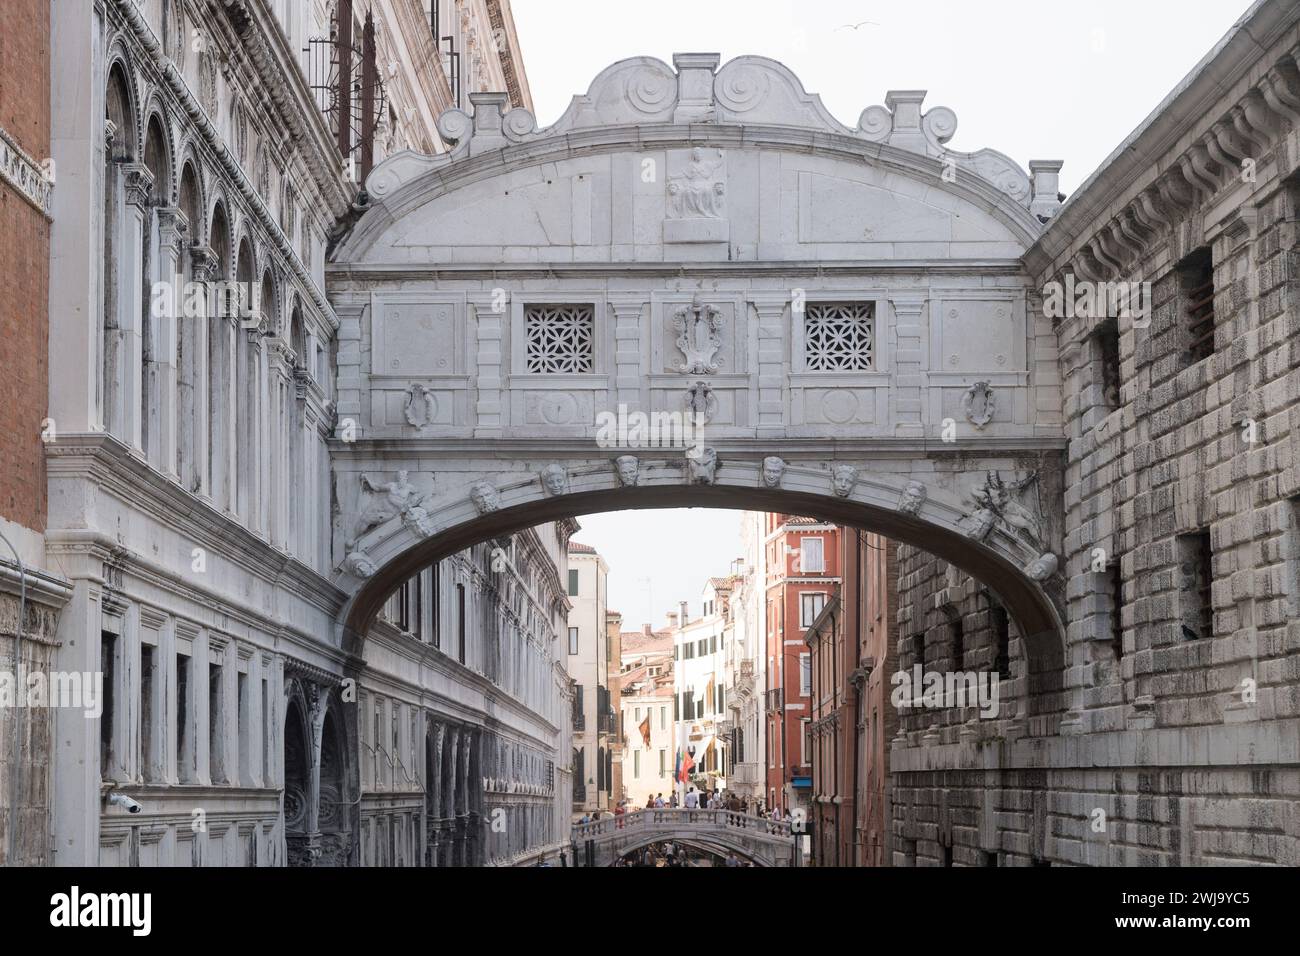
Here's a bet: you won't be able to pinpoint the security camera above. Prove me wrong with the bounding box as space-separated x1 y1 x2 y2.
107 792 143 814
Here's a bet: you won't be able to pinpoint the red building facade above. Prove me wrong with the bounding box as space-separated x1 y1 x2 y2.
762 515 840 822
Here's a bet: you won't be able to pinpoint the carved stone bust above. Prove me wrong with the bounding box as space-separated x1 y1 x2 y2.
687 446 718 485
614 455 640 487
761 456 786 489
898 480 927 516
470 481 500 515
540 463 569 496
831 464 858 497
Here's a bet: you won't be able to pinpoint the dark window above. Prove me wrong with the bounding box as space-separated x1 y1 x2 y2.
456 584 467 663
237 671 249 785
949 616 964 669
431 561 441 648
568 627 579 655
396 580 410 632
1092 316 1121 408
100 632 116 777
176 653 191 781
991 605 1010 680
1180 246 1215 363
209 662 224 783
1109 560 1125 660
911 633 925 669
1177 530 1214 641
568 569 579 596
140 644 155 780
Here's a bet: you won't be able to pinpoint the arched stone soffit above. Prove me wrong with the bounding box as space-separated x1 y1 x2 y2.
141 104 176 205
341 54 1050 260
334 466 1066 681
177 152 207 243
104 47 142 161
610 834 774 866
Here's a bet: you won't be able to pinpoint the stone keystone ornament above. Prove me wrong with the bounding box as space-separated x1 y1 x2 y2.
540 463 569 496
614 455 640 487
1025 552 1059 582
673 295 724 375
761 456 786 488
469 481 500 515
831 464 859 497
898 480 928 516
343 550 377 579
404 383 437 429
687 446 718 485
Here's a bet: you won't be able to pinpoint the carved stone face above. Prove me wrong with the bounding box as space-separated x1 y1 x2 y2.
615 455 639 487
470 481 499 514
541 464 568 496
762 456 786 488
832 465 857 497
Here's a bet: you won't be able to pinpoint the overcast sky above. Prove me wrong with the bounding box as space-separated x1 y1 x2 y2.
510 0 1249 626
512 0 1251 195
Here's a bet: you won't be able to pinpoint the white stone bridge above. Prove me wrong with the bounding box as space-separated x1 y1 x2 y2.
327 53 1071 709
570 808 799 867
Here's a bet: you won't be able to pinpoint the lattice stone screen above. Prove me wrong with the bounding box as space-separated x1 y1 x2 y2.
803 303 874 371
524 305 596 373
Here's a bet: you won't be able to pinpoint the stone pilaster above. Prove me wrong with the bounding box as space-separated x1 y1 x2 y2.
889 294 927 438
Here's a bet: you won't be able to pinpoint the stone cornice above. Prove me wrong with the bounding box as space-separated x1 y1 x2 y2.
328 259 1028 281
44 432 345 615
1026 0 1300 283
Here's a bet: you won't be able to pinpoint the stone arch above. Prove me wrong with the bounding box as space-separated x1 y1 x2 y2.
282 688 310 867
603 832 780 867
336 460 1066 718
103 46 140 161
141 108 172 205
177 157 204 244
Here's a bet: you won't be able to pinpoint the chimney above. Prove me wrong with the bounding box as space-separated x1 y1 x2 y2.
679 600 689 624
643 623 652 637
667 612 679 628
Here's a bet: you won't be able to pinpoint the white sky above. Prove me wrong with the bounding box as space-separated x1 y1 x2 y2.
569 508 746 631
511 0 1251 195
509 0 1249 625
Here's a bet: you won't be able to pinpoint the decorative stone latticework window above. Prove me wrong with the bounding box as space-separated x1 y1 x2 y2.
803 303 874 371
524 305 595 373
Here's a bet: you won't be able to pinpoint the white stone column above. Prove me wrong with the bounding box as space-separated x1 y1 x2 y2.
471 295 505 437
889 294 928 438
607 295 646 413
187 247 215 497
120 164 151 455
750 295 788 437
156 208 186 479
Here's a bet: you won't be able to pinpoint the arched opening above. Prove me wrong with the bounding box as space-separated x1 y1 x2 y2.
206 202 230 510
101 63 135 438
177 161 203 491
283 698 309 867
318 709 349 866
141 114 170 467
341 483 1065 724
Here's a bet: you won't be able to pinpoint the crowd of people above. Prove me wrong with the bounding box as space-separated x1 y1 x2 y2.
576 787 791 834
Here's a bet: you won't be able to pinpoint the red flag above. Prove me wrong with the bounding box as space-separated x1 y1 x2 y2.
639 715 651 748
678 748 695 783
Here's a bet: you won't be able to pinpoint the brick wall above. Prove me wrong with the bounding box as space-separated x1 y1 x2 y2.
0 0 51 532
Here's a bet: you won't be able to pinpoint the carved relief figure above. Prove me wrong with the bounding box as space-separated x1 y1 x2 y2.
614 455 640 487
668 147 725 219
470 481 500 515
964 471 1042 545
349 470 415 548
404 383 437 429
962 381 996 429
685 381 718 423
402 500 437 538
673 296 724 375
831 464 858 497
1024 552 1059 581
687 446 718 485
540 463 569 496
899 480 927 516
762 456 786 489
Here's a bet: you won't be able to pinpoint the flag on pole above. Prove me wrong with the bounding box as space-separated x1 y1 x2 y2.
678 747 695 782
